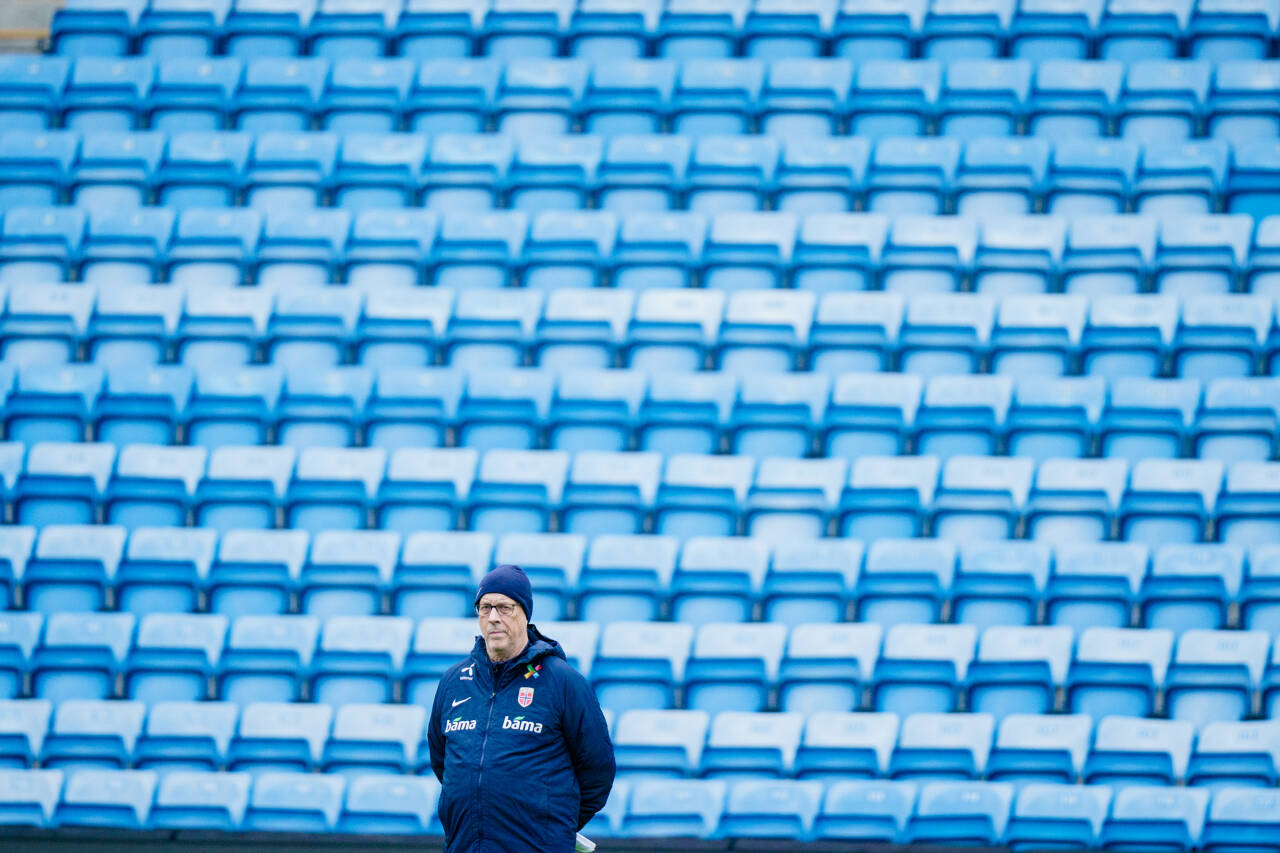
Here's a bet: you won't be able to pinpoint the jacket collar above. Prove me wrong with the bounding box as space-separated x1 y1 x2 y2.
470 624 566 688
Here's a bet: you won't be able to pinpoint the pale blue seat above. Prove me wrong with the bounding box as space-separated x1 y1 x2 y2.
149 769 250 830
1084 715 1194 787
700 711 804 779
135 701 238 773
216 613 318 705
493 531 586 620
337 774 439 834
125 612 227 704
1067 626 1173 719
365 371 464 453
950 542 1052 628
899 292 992 375
467 448 568 533
299 530 399 617
778 623 881 715
1006 783 1110 852
762 539 862 628
40 698 145 770
871 623 977 715
1006 376 1106 464
286 447 386 535
0 698 52 768
856 538 955 628
795 711 897 780
547 370 646 452
1117 458 1222 546
717 779 824 841
322 702 425 777
1045 541 1147 631
0 767 59 825
25 524 125 617
670 536 768 625
903 781 1014 847
561 450 660 537
229 701 331 775
54 768 156 829
243 771 344 832
620 778 725 839
814 779 916 843
889 712 996 781
612 709 709 778
837 454 937 541
592 620 693 713
967 625 1072 719
986 713 1092 784
392 531 491 620
684 622 785 713
578 533 678 623
1165 628 1268 727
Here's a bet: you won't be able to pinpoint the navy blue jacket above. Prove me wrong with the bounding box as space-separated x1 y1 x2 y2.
427 625 615 853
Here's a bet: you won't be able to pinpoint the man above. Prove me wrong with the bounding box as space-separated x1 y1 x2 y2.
428 563 616 853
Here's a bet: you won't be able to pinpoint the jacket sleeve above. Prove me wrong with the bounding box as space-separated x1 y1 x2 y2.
561 670 616 830
427 671 449 783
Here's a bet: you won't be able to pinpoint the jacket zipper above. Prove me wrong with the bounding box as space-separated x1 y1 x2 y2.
476 663 499 852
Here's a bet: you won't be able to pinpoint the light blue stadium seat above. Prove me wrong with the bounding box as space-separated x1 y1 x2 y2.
1218 463 1280 550
548 371 646 452
1243 546 1280 636
299 531 398 617
40 698 144 770
229 701 331 775
793 216 889 294
959 147 1051 222
592 621 693 713
468 447 567 532
850 60 940 139
69 131 161 211
216 613 317 704
952 543 1052 629
701 710 803 779
523 211 617 292
890 712 995 781
1196 380 1280 468
1061 215 1153 294
25 525 125 620
79 207 172 286
495 59 586 137
146 57 240 132
1099 377 1199 462
1119 60 1210 143
184 367 283 450
405 58 498 135
6 365 103 447
718 778 823 841
1006 783 1110 852
402 617 478 707
234 59 327 134
684 622 784 713
0 206 85 283
86 286 180 370
508 135 601 211
340 773 439 835
7 287 97 373
1165 629 1268 728
421 133 511 211
1157 215 1252 298
444 281 540 368
1045 542 1147 631
1006 377 1104 464
670 536 767 625
149 769 250 830
904 781 1013 847
0 699 52 768
655 454 751 540
885 219 975 298
322 702 424 776
311 615 410 706
0 131 77 209
15 441 114 528
222 0 315 58
687 136 777 214
1174 297 1269 385
729 372 824 458
991 292 1083 377
857 538 955 628
1192 0 1277 58
165 207 258 290
157 133 253 211
330 132 425 208
567 0 659 59
578 534 677 622
613 211 707 290
345 210 437 292
968 625 1071 719
1098 0 1190 61
61 57 152 133
243 772 344 832
627 288 722 374
932 455 1032 542
318 58 411 131
773 137 867 214
135 701 237 773
256 212 347 294
621 778 725 839
0 612 42 699
539 619 598 677
914 375 1011 459
1135 141 1228 219
743 457 842 543
635 371 731 457
939 59 1029 137
1189 720 1280 787
613 708 709 777
824 372 920 461
373 447 473 534
763 539 861 628
595 133 687 210
494 532 585 619
364 370 462 453
671 60 762 136
275 366 371 448
743 0 835 58
285 448 384 535
760 60 852 140
779 623 880 714
193 446 294 533
986 713 1092 784
0 58 69 131
701 212 795 292
814 779 915 843
716 290 812 375
1085 716 1194 787
480 0 569 59
91 365 188 448
392 531 490 619
1030 60 1123 141
1010 0 1102 58
1067 626 1173 718
1140 544 1242 632
867 137 960 215
54 768 156 829
837 453 935 541
1118 458 1222 546
899 292 991 377
114 526 213 616
1211 62 1280 142
795 711 896 780
125 613 226 704
1203 788 1280 853
872 623 976 715
392 0 482 60
32 609 132 702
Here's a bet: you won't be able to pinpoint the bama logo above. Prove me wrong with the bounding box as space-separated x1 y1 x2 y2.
444 717 477 734
502 715 543 734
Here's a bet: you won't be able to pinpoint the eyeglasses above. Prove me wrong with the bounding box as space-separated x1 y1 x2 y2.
476 602 519 618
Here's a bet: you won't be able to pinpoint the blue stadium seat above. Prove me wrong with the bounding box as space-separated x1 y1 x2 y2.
1190 719 1280 788
1195 380 1280 468
310 615 410 706
393 1 482 60
61 57 152 133
338 774 439 834
763 539 862 627
939 59 1029 138
566 0 659 60
402 617 478 709
1210 62 1280 142
1024 457 1126 543
285 448 384 535
40 698 145 770
1098 0 1191 60
539 619 598 677
633 372 731 457
134 701 238 773
600 712 703 774
670 536 768 624
147 57 240 132
275 363 368 445
685 622 785 713
592 621 693 713
444 284 540 367
837 453 936 540
1045 542 1147 631
1203 788 1280 853
1006 783 1110 852
595 133 688 210
931 455 1033 542
1191 0 1277 59
1085 294 1180 380
322 702 424 776
125 612 226 704
32 610 132 702
0 206 85 283
234 59 327 134
793 216 889 294
115 525 214 613
69 131 162 211
0 58 70 131
795 711 896 780
1172 296 1269 385
156 133 253 210
256 211 347 292
194 446 295 533
364 371 462 453
1010 0 1102 60
871 623 977 715
1218 463 1280 550
54 768 156 829
620 778 725 839
656 454 751 540
914 375 1011 459
772 137 867 214
150 769 250 830
0 611 41 699
1062 215 1154 293
406 59 499 134
229 701 331 775
222 0 316 58
701 711 804 779
79 207 172 285
961 151 1052 226
967 625 1072 719
1156 215 1252 297
1067 626 1173 718
1165 629 1268 727
5 365 102 449
824 373 920 461
87 285 181 370
15 441 114 528
1098 377 1200 462
1119 60 1210 143
578 534 678 623
299 531 398 617
92 365 189 447
185 368 284 450
613 212 707 290
508 135 601 211
165 208 259 290
493 532 586 619
495 60 587 137
851 60 940 139
897 292 992 376
718 289 814 375
986 713 1092 784
904 781 1013 847
345 210 437 291
951 543 1052 629
779 623 881 714
760 60 853 140
889 712 995 781
627 288 722 373
5 287 97 373
330 132 425 208
319 59 413 132
729 371 825 458
483 0 571 59
1085 716 1194 787
1140 544 1242 632
1135 141 1228 219
392 531 490 619
718 778 824 841
25 524 126 618
856 538 955 627
218 613 317 705
867 138 960 215
701 211 795 292
686 135 777 214
671 59 762 136
467 448 567 532
0 699 52 768
372 447 473 534
743 457 843 542
422 133 511 211
0 131 77 209
742 0 836 58
991 294 1084 378
522 212 617 292
1118 458 1222 546
548 372 645 453
243 771 344 832
814 779 916 843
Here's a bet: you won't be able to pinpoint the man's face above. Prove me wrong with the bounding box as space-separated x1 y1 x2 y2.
476 593 528 662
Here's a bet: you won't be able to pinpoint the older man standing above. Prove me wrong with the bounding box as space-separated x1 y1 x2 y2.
428 563 615 853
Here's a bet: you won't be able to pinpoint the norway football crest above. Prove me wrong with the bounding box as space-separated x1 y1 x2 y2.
518 687 534 707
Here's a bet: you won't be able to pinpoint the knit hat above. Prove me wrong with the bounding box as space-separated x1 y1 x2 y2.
474 564 533 619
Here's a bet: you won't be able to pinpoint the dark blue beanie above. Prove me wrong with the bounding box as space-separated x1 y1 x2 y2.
475 564 533 619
